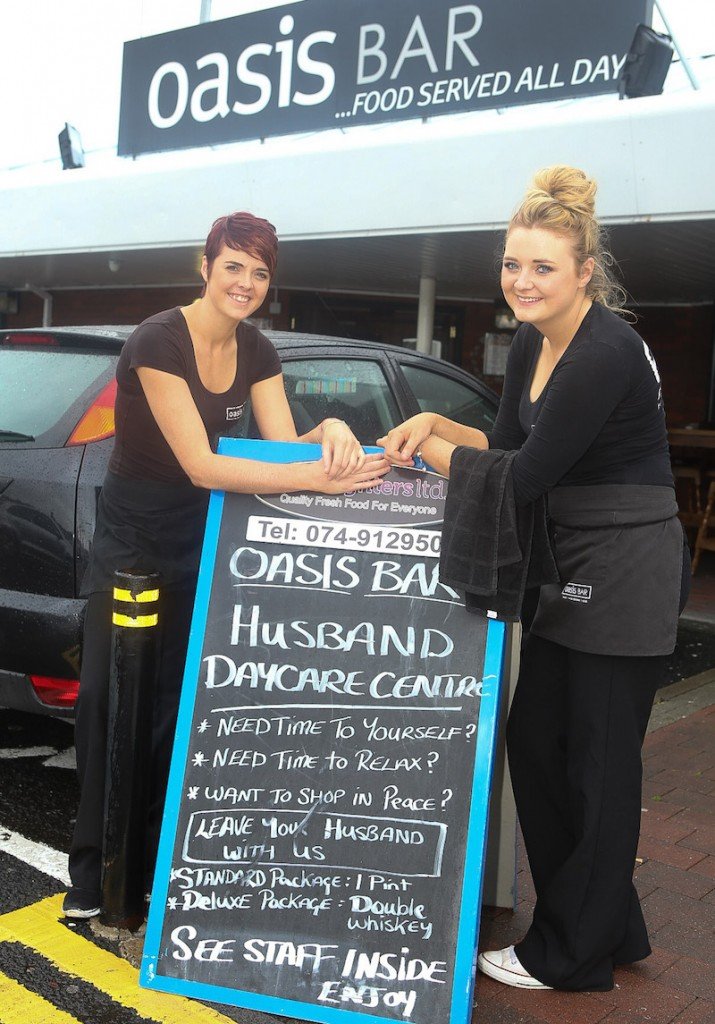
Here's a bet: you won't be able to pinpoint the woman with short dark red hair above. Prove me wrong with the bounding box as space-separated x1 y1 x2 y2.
203 211 279 280
64 211 388 919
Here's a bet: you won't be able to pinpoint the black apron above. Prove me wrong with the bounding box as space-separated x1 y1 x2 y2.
531 484 682 657
81 470 209 596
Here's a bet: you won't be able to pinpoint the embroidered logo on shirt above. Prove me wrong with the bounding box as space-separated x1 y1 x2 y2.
225 404 245 421
562 582 592 603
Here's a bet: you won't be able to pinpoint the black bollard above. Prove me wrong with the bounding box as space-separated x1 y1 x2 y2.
101 570 161 930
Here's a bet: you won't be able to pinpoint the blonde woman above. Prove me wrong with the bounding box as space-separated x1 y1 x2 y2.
379 167 686 992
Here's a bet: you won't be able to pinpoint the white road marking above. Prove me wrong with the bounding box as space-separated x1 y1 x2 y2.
0 746 57 760
43 747 76 770
0 825 70 885
0 746 75 769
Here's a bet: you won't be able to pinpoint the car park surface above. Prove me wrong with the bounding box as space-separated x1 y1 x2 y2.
0 324 498 718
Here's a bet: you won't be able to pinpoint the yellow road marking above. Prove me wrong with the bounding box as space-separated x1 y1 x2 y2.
0 970 78 1024
0 896 234 1023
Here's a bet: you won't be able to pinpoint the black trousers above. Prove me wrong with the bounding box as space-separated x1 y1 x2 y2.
68 584 195 896
506 634 665 991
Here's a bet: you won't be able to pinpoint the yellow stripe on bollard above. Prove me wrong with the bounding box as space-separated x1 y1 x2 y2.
112 613 159 628
0 969 78 1024
0 895 236 1023
113 588 160 604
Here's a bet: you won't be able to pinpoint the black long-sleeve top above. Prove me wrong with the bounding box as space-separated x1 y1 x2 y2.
486 302 673 506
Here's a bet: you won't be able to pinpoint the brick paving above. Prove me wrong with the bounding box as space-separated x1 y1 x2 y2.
474 704 715 1024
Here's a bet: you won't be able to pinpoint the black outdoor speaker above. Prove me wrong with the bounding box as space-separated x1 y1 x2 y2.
618 24 674 98
58 122 85 169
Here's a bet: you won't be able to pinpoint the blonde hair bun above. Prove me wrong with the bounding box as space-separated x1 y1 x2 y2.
530 165 597 222
508 164 628 315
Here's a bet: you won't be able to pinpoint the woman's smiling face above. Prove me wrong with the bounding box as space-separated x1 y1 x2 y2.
501 226 594 335
201 244 271 321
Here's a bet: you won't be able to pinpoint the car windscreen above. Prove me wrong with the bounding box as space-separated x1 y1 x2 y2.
0 347 116 443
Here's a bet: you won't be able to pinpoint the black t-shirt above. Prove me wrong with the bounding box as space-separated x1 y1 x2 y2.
487 303 673 505
109 307 282 483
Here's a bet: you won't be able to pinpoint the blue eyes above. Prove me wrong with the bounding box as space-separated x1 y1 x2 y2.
502 262 553 274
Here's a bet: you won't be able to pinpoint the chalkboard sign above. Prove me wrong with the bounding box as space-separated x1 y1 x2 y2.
141 439 505 1024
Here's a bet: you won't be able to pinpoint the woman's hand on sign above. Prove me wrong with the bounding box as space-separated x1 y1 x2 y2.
320 418 366 479
377 413 438 467
308 451 389 494
136 367 388 495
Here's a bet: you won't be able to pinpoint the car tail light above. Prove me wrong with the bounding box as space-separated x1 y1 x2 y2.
30 675 80 708
1 333 59 346
67 378 117 445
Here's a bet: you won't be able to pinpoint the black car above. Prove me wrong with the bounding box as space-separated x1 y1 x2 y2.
0 326 498 717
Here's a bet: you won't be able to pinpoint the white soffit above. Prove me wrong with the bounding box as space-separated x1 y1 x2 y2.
1 86 714 304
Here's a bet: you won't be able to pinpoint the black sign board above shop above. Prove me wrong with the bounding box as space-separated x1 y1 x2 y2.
141 439 506 1024
118 0 653 156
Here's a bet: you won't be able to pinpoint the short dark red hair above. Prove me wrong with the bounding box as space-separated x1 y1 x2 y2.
204 211 278 278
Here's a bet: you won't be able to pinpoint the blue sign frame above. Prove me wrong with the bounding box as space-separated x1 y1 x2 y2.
141 439 505 1024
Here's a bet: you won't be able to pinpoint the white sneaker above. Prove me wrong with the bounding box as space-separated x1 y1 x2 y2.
477 946 552 989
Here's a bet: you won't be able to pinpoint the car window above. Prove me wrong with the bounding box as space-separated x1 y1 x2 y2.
0 348 115 441
281 358 400 445
400 364 497 432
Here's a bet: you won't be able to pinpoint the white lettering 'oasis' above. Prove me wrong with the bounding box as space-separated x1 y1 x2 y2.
148 15 336 128
229 547 360 591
